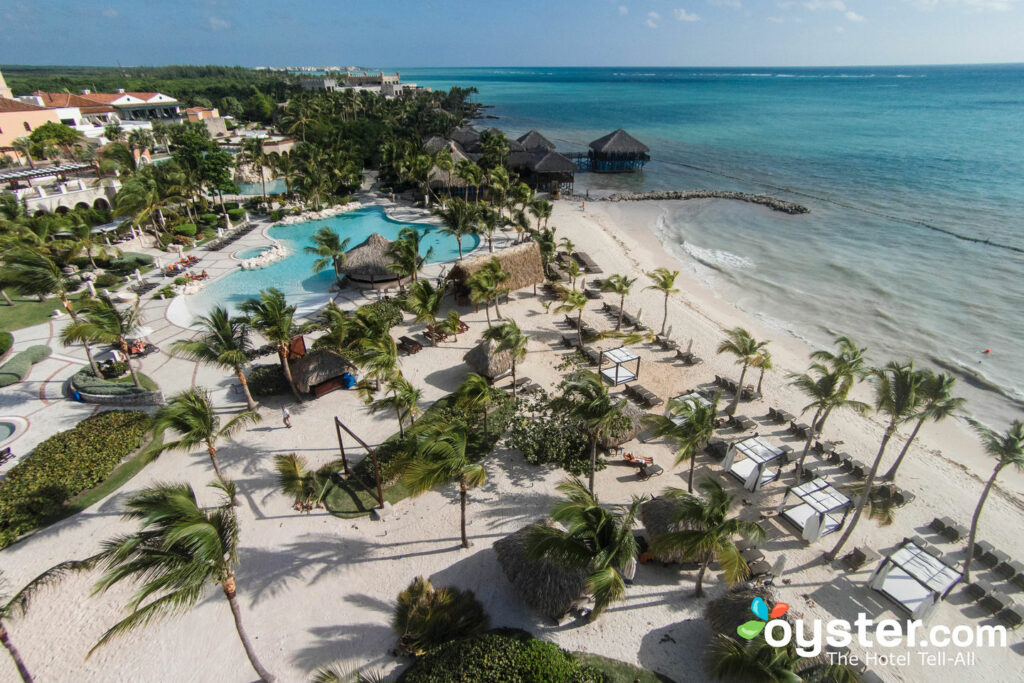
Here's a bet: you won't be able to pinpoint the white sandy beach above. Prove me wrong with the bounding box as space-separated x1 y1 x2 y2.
1 196 1021 682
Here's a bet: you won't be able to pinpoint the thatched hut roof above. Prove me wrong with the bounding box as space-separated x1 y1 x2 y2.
289 350 355 393
507 150 538 170
508 139 526 153
589 129 650 155
423 136 450 155
517 130 556 152
338 233 402 286
463 340 512 380
531 151 578 174
493 521 588 622
640 496 689 564
446 242 545 302
599 401 644 448
428 165 470 188
704 583 782 635
449 126 481 151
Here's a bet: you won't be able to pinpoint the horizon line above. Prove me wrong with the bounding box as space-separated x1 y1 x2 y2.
2 61 1024 70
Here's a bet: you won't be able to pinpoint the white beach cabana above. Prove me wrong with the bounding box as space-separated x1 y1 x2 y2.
599 346 640 386
722 436 785 492
868 541 960 622
666 392 712 426
777 477 852 542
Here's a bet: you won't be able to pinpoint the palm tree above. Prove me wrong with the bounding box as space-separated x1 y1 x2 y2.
453 373 496 438
480 257 511 318
526 477 642 619
273 453 332 512
3 248 100 376
601 274 637 331
369 374 422 437
434 198 476 260
706 634 859 683
240 288 309 403
401 279 444 342
882 371 965 482
387 227 433 284
392 576 489 657
349 334 398 392
553 370 628 493
554 289 588 349
809 336 869 433
644 267 680 336
487 167 511 223
402 415 485 548
643 394 720 492
752 349 773 396
466 269 496 328
10 138 34 169
269 152 298 195
171 307 259 411
826 361 924 561
789 368 869 477
455 160 484 203
61 293 147 388
482 320 528 397
435 309 464 342
241 137 269 207
651 478 767 598
477 203 500 253
304 227 351 283
716 327 770 416
563 258 583 291
153 388 259 485
90 482 277 682
69 220 119 270
528 197 552 232
961 420 1024 582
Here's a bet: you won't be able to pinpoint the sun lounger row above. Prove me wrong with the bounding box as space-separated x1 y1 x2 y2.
398 336 423 355
653 335 679 351
964 581 1023 626
789 421 817 440
766 406 795 424
675 349 703 366
727 414 757 431
843 546 881 571
572 251 603 274
970 541 1024 587
583 288 602 300
619 311 649 331
624 384 663 408
929 516 969 542
561 334 581 350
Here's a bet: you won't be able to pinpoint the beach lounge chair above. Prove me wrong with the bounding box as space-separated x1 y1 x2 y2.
983 548 1010 568
995 559 1024 581
522 383 542 395
941 522 969 542
1012 572 1024 591
973 540 995 561
730 415 756 431
965 579 993 601
998 605 1024 628
849 460 868 480
398 336 423 355
981 592 1015 615
585 347 602 365
748 560 773 578
791 422 814 439
842 546 881 571
741 548 765 564
561 335 580 349
892 488 915 506
929 517 949 534
564 314 579 329
0 447 12 466
584 288 602 300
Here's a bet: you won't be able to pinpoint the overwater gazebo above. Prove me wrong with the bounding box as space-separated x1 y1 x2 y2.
777 477 852 542
723 436 786 492
338 232 403 289
588 129 650 173
517 130 556 152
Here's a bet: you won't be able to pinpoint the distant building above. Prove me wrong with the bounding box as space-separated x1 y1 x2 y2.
183 106 220 121
70 89 180 121
19 92 119 127
300 77 340 92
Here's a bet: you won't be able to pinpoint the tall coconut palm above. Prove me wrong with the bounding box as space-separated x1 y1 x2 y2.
706 634 859 683
304 227 351 283
454 160 484 203
644 267 680 336
401 279 444 343
552 370 628 493
752 349 773 396
554 289 588 349
369 374 422 438
882 371 965 482
273 453 332 512
529 197 552 232
466 269 497 328
480 257 511 318
60 293 147 388
349 334 398 392
402 415 485 548
477 203 500 253
962 420 1024 583
563 258 583 291
601 274 637 331
826 361 924 561
387 227 433 284
434 198 476 260
241 137 269 207
239 288 309 402
789 368 869 477
487 167 511 223
651 478 766 598
482 319 528 397
809 336 869 433
2 248 100 376
152 387 260 485
171 307 258 411
69 220 119 270
90 482 277 682
269 152 297 195
716 328 770 416
643 394 720 493
526 477 642 619
453 373 496 438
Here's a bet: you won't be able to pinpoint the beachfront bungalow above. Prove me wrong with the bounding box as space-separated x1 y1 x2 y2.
722 436 786 492
777 477 853 542
338 232 404 289
587 129 650 173
867 540 960 622
446 242 545 305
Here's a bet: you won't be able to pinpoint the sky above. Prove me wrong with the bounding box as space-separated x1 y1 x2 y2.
2 0 1023 67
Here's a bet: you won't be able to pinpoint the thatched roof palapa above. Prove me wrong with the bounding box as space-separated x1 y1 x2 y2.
449 126 482 152
289 350 355 393
530 151 578 174
704 583 782 635
493 521 588 622
507 139 526 153
446 242 545 302
338 232 403 287
599 401 644 449
640 496 690 564
517 130 556 152
589 129 650 155
463 340 512 380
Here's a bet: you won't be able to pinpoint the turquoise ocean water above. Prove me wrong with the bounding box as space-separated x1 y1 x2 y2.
399 65 1024 426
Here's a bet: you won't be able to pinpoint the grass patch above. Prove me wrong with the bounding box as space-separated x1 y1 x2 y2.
0 293 88 333
573 652 676 683
324 478 409 518
105 372 159 391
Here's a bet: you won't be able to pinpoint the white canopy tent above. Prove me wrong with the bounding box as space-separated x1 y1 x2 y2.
666 392 712 426
722 436 785 492
778 477 852 542
599 346 640 386
868 541 960 622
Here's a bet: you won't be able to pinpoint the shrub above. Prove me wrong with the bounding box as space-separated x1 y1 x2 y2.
0 345 52 388
154 285 177 299
70 369 154 395
269 209 286 221
358 299 403 330
0 331 12 358
247 363 290 396
505 393 597 476
200 212 220 226
99 360 129 379
171 234 194 246
70 255 112 270
173 276 188 286
0 410 151 548
393 577 490 656
225 202 240 211
172 223 197 237
398 629 596 683
107 252 153 274
227 208 245 222
94 273 120 288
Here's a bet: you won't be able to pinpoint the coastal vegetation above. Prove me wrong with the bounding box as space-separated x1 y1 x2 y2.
392 576 489 657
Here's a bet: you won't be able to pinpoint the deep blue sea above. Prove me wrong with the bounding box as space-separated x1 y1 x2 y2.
396 66 1024 427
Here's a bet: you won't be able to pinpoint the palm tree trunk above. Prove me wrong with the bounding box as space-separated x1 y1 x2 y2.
962 462 1003 583
826 424 894 561
661 293 669 336
756 368 765 395
0 289 12 306
727 363 748 416
883 416 926 481
207 445 226 483
459 477 470 548
67 304 101 377
236 370 258 412
221 576 276 682
483 302 491 328
511 360 517 399
457 237 463 260
688 453 696 493
278 348 303 403
126 357 142 388
260 166 267 209
588 437 598 493
0 623 33 683
797 408 824 477
577 309 584 349
493 296 502 319
617 293 625 331
694 554 712 598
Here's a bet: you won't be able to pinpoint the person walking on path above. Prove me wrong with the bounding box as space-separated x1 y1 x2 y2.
282 406 292 428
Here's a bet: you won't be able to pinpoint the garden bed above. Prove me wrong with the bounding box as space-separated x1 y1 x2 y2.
69 368 163 405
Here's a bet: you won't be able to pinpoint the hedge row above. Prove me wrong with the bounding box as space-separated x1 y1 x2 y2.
0 331 12 358
0 345 52 388
173 223 198 237
0 410 151 548
70 369 150 395
227 208 245 222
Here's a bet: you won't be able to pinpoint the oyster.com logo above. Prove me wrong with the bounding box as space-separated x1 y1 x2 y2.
737 597 789 639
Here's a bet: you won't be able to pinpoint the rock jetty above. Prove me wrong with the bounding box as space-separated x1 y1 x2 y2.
239 242 287 270
578 190 809 215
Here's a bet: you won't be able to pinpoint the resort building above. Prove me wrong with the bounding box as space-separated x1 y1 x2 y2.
184 106 228 138
509 129 577 196
0 98 61 159
69 89 181 122
18 92 120 128
300 77 341 92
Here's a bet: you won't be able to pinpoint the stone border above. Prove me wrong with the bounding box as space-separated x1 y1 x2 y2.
67 374 165 406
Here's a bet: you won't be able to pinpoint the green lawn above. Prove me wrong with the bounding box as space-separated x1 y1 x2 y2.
0 292 88 333
106 371 160 391
573 652 677 683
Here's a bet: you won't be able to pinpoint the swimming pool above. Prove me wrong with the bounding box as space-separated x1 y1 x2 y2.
237 179 288 195
169 207 477 325
235 247 268 260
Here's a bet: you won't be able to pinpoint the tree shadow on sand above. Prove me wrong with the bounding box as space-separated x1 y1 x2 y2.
638 618 712 680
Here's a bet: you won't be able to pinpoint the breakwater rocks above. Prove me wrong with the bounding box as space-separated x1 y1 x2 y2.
580 190 809 215
274 201 364 226
239 242 287 270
